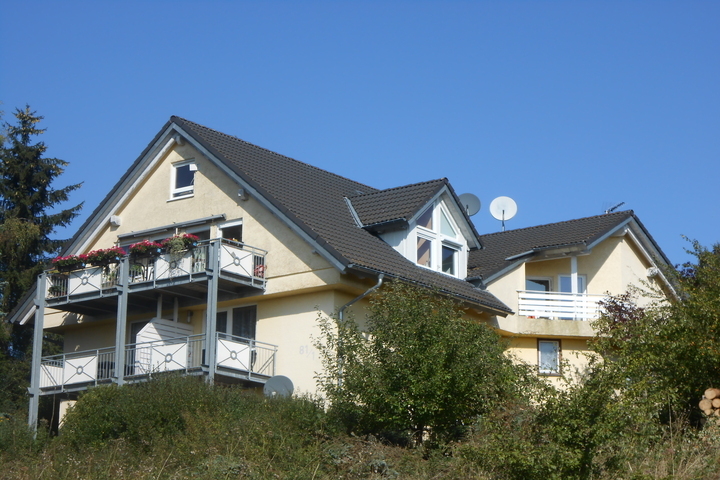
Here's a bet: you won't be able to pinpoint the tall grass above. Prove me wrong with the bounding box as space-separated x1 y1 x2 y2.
2 375 720 479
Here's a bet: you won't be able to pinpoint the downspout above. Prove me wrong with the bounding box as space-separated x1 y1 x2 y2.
339 274 385 323
336 274 384 386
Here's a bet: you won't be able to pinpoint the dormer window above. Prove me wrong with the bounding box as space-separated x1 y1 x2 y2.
415 204 463 277
171 160 196 199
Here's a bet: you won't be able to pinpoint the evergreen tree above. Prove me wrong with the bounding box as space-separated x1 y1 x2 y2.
0 106 82 410
0 106 82 314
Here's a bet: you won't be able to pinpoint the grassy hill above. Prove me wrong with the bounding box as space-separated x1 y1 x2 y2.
2 375 720 480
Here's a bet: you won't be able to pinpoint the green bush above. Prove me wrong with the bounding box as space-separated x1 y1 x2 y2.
60 375 225 448
315 281 522 447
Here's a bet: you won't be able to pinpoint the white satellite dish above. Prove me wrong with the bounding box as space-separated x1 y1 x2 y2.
458 193 481 216
263 375 294 398
489 196 517 231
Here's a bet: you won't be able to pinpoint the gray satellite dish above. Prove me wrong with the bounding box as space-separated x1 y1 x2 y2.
263 375 294 398
458 193 481 216
489 196 517 231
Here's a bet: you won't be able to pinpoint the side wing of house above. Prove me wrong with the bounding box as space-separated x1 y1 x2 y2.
471 211 672 384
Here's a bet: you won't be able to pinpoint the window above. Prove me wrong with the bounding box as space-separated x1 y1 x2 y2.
559 275 586 294
415 204 462 277
217 306 256 341
526 278 551 292
171 161 196 198
538 340 561 375
219 220 243 243
417 236 432 267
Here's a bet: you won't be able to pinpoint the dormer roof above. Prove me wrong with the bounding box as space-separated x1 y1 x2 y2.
345 178 483 249
348 179 447 229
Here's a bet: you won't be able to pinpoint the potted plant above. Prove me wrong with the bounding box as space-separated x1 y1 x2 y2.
51 254 87 272
48 284 66 297
129 240 163 258
85 246 125 266
161 233 200 254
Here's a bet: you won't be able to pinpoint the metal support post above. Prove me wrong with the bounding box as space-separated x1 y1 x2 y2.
114 256 130 386
28 273 47 430
204 239 220 382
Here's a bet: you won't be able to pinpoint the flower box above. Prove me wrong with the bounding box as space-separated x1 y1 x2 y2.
52 254 87 272
85 246 125 266
161 234 200 254
129 240 163 258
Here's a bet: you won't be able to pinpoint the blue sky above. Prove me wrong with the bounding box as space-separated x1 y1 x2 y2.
1 1 718 266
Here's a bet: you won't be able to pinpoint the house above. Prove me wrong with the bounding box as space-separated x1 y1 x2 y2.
467 211 674 384
10 117 512 428
9 116 672 428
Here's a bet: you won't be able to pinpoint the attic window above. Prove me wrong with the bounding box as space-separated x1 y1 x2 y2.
171 161 196 199
415 204 462 277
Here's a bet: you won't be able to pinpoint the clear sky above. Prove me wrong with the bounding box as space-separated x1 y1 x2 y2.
1 1 718 266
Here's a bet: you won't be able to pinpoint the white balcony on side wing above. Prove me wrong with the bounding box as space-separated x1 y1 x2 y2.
517 290 605 321
38 333 277 395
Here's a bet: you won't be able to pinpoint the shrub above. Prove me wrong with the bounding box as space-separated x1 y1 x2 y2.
315 280 522 447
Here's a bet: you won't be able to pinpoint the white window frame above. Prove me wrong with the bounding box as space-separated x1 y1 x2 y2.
218 219 244 243
414 202 464 278
538 339 561 375
170 160 197 200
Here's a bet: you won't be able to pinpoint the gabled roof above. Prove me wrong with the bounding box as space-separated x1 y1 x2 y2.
467 210 671 283
172 117 507 312
9 117 511 323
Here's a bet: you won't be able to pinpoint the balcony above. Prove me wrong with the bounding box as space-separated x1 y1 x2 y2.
39 333 277 394
43 239 267 315
517 290 605 321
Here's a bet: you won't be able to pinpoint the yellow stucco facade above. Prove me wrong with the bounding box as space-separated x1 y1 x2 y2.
40 137 385 396
485 231 666 387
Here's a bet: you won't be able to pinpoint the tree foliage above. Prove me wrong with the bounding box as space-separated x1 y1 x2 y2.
592 240 720 423
0 106 83 314
315 280 521 446
0 107 82 411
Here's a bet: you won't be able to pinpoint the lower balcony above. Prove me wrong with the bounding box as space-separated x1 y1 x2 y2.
38 333 277 395
517 290 605 321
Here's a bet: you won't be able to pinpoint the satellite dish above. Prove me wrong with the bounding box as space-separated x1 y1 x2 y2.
458 193 481 216
263 375 294 398
489 196 518 231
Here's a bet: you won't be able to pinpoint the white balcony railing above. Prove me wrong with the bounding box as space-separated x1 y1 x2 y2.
517 290 605 321
39 333 278 392
45 239 267 301
40 347 116 389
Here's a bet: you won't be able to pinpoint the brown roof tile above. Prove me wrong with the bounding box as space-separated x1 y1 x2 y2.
348 179 447 227
173 117 510 313
467 210 654 281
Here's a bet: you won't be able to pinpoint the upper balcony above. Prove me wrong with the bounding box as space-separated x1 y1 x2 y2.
517 290 605 321
43 239 267 316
